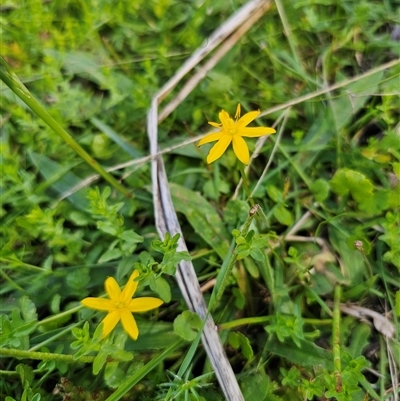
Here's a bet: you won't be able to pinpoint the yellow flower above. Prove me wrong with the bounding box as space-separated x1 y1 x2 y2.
198 103 276 165
81 270 163 341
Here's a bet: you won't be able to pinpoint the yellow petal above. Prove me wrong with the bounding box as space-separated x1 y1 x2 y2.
81 297 114 311
121 270 139 303
128 297 163 312
219 110 233 129
237 110 260 128
99 310 120 339
239 127 276 137
208 121 222 128
207 135 232 164
197 132 223 146
232 136 250 165
235 103 241 119
120 309 139 340
105 277 121 301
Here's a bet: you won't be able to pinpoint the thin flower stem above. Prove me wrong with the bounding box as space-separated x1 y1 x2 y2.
210 205 261 309
333 284 342 392
29 322 82 352
238 163 254 205
0 347 94 364
0 57 131 197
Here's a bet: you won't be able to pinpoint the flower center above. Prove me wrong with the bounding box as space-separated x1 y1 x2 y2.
116 301 126 309
228 127 237 136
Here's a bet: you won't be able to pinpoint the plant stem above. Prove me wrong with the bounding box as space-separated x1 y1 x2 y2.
210 204 264 309
238 163 254 205
0 347 94 363
0 57 131 197
333 284 342 392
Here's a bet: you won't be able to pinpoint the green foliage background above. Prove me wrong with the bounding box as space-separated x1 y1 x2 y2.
1 0 399 400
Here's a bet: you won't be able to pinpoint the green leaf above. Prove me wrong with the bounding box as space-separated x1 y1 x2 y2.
98 248 123 263
264 337 333 369
173 311 203 341
347 323 371 358
342 275 378 301
266 185 283 203
227 332 254 360
150 276 171 303
329 70 383 132
170 183 229 259
310 178 330 202
16 364 34 387
120 230 143 244
19 296 37 323
330 168 374 203
273 204 293 226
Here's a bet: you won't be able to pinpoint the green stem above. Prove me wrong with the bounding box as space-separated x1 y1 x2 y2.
0 347 94 364
37 305 83 326
29 322 81 352
0 57 131 197
0 257 51 274
209 205 260 309
219 316 332 331
239 163 254 205
332 284 342 392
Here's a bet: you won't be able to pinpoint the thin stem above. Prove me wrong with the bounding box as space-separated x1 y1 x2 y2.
219 316 332 331
238 163 254 205
37 305 83 326
0 57 131 197
210 204 262 309
333 284 342 392
0 347 94 364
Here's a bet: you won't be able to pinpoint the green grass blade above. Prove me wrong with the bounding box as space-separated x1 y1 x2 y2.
0 57 131 197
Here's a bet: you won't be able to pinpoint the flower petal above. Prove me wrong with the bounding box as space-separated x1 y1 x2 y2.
232 136 250 165
198 132 223 146
207 135 232 164
128 297 163 312
208 121 222 128
121 270 139 303
237 110 260 128
99 310 120 339
239 127 276 137
120 309 139 340
219 110 233 129
105 277 121 301
81 297 114 311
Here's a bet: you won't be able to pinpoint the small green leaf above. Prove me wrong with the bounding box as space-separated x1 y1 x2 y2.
227 332 254 360
19 296 37 323
310 178 330 202
273 204 293 226
330 168 374 203
98 248 123 263
266 185 283 203
120 230 143 244
150 276 171 303
173 311 203 341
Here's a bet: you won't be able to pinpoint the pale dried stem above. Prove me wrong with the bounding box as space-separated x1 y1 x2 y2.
158 0 272 122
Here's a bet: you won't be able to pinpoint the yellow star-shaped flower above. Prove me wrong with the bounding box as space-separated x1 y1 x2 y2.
81 270 163 341
198 103 276 165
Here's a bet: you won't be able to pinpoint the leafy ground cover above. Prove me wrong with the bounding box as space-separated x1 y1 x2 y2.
1 0 399 400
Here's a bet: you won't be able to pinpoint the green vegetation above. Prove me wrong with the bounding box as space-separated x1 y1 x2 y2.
1 0 399 400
